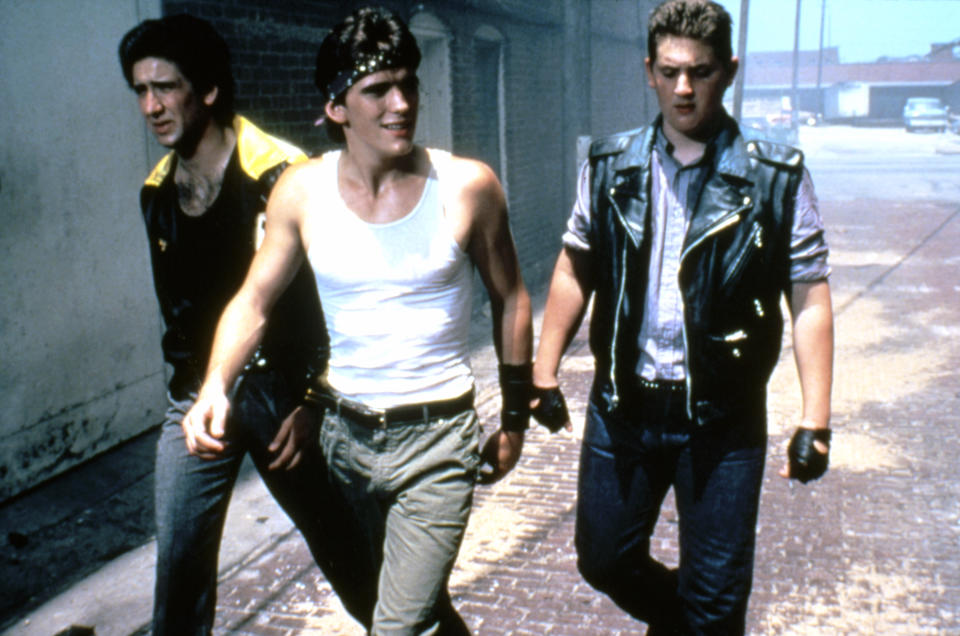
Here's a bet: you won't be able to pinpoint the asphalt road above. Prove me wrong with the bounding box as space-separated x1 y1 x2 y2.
799 125 960 202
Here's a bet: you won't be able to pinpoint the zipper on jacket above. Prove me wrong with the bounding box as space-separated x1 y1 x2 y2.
609 240 629 407
605 184 635 408
679 207 744 264
722 221 763 289
677 200 750 420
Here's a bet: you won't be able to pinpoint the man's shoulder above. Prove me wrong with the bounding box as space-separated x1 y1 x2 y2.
740 137 804 171
436 149 492 179
588 126 650 159
276 151 332 182
139 116 309 190
233 115 309 182
143 152 175 189
429 149 501 198
265 152 334 207
428 149 505 228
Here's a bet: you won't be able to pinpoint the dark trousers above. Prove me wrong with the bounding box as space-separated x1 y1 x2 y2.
575 384 767 635
153 368 372 636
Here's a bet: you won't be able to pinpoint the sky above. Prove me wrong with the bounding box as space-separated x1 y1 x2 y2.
714 0 960 63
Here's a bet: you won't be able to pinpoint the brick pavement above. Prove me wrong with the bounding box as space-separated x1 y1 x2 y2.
208 198 960 635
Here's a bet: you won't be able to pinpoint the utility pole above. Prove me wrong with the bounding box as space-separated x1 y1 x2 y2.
732 0 750 121
791 0 802 127
816 0 826 119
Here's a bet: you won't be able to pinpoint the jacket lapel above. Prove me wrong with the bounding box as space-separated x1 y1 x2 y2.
607 124 656 249
684 120 756 252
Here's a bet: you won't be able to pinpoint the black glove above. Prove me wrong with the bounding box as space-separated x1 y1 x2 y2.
787 427 831 484
499 363 532 433
531 386 570 433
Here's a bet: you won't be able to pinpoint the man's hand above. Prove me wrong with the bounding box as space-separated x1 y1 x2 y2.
268 405 321 471
530 385 572 433
478 430 524 484
779 424 831 483
181 387 230 459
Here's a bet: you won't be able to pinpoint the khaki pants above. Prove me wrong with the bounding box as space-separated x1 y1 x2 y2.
320 405 479 635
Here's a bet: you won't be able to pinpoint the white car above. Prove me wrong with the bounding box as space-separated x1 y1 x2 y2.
902 97 949 133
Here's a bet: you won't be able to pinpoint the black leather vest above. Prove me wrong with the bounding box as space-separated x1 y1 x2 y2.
585 116 803 427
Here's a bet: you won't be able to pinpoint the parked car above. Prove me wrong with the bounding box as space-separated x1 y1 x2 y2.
902 97 949 133
796 110 822 126
739 115 799 145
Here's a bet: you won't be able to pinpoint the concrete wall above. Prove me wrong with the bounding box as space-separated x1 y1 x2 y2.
589 0 653 137
0 0 166 501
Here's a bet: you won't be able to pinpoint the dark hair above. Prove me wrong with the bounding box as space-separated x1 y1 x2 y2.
647 0 734 68
314 6 421 143
118 14 235 125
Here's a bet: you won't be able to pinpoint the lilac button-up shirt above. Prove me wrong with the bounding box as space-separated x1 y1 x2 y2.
562 126 830 382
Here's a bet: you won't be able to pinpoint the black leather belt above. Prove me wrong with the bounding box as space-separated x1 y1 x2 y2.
637 377 686 393
321 390 475 428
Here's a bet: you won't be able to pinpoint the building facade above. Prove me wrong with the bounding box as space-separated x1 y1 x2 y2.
741 45 960 122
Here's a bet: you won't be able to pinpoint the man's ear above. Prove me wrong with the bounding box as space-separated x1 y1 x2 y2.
202 85 219 108
325 100 347 125
725 56 740 87
644 57 655 88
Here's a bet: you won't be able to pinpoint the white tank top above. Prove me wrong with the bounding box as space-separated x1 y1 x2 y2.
306 149 474 408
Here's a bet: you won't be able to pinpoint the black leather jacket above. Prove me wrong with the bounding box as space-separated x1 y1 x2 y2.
585 115 804 426
141 116 325 399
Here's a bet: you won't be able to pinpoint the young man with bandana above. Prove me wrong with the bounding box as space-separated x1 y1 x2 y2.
531 1 834 633
183 7 533 634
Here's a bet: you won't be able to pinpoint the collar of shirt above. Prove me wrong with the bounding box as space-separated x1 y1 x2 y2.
652 125 722 179
653 125 717 216
653 120 741 212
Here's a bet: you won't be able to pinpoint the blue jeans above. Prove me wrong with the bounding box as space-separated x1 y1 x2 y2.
575 385 767 635
153 368 371 636
320 401 479 635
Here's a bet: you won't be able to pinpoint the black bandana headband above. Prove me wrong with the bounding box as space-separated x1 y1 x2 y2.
324 50 405 103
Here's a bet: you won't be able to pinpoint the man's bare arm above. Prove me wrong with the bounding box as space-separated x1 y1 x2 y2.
459 161 532 365
534 246 593 387
530 246 594 432
457 158 532 483
791 280 834 427
181 164 313 457
780 279 834 480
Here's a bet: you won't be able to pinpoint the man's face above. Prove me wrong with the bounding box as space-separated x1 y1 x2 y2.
645 36 737 142
326 67 419 158
131 57 215 149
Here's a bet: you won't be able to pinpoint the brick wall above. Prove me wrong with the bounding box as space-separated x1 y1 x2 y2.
162 0 657 300
164 0 339 150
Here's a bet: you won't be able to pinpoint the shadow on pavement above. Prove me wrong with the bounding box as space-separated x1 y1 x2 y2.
0 429 158 631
